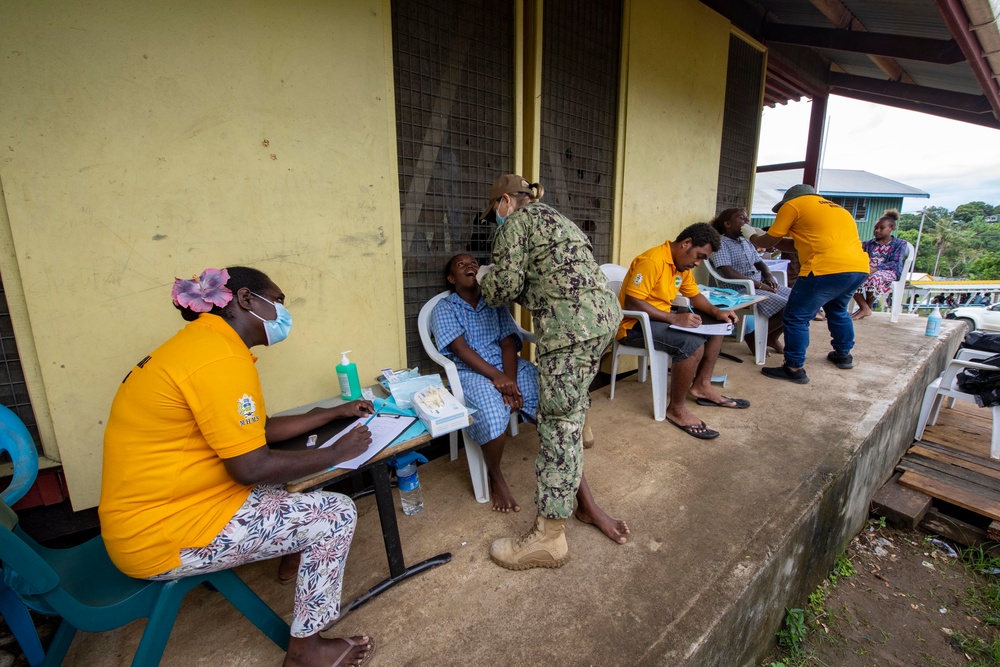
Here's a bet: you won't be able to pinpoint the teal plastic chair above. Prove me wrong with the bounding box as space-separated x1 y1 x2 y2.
0 404 44 666
0 496 290 665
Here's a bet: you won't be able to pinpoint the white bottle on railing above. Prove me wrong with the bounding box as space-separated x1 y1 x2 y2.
925 305 942 337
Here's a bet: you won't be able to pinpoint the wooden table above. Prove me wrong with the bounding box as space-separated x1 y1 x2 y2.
271 397 466 611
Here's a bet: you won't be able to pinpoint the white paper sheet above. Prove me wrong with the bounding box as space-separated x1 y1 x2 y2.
669 322 734 335
316 413 416 470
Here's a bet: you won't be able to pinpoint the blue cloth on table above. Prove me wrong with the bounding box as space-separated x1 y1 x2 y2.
697 285 757 310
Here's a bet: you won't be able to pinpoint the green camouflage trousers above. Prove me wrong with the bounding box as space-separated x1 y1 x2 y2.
535 331 614 519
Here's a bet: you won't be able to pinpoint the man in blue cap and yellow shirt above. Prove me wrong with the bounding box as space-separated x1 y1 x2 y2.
745 184 870 384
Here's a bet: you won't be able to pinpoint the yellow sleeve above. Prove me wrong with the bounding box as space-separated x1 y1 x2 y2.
769 204 795 237
179 355 267 459
622 255 661 302
679 270 700 298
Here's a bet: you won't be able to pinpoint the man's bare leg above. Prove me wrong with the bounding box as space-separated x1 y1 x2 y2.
688 336 737 406
574 473 629 544
664 347 704 427
481 435 519 512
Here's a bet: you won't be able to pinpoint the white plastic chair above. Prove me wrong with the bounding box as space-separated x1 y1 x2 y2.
417 291 532 504
600 263 688 422
889 241 916 323
704 259 785 366
915 347 1000 459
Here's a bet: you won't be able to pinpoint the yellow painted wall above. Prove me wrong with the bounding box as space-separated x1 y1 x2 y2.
616 0 730 265
0 0 404 508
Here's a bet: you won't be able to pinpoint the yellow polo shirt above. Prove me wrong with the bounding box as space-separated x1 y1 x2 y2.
770 195 870 276
616 242 700 339
99 314 267 578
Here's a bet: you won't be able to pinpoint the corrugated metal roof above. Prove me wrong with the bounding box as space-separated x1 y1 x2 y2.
716 0 1000 127
751 168 930 216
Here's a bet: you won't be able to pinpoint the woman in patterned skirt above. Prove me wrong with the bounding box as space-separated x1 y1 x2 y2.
852 210 908 320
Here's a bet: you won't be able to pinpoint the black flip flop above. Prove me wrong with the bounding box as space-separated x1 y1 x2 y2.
666 417 720 440
694 396 750 409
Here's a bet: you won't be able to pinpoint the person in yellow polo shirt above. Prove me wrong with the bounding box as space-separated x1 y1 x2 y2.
748 184 870 384
100 266 376 667
618 223 746 440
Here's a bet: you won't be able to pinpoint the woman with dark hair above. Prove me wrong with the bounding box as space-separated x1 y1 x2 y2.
100 266 376 667
709 207 790 355
851 209 908 320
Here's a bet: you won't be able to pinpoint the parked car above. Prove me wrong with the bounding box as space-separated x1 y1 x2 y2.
946 303 1000 332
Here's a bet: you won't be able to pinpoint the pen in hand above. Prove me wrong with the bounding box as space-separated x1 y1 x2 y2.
363 407 381 426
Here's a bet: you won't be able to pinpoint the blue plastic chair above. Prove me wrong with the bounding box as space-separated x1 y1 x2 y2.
0 495 290 666
0 404 44 666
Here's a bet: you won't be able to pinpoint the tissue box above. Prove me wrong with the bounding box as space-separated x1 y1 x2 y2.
412 386 469 437
377 371 444 409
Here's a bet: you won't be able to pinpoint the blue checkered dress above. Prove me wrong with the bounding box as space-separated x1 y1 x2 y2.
430 293 539 444
711 236 791 319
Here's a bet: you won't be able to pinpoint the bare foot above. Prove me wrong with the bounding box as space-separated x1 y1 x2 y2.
283 635 374 667
489 474 520 513
575 505 630 544
664 406 704 429
851 307 872 321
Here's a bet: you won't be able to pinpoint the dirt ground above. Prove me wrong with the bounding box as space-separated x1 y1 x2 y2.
763 520 1000 667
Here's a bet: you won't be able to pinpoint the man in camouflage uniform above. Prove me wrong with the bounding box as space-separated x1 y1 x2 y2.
478 174 624 570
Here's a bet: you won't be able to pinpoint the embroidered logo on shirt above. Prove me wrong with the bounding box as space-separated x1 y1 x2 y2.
632 274 643 286
674 275 682 288
238 394 259 426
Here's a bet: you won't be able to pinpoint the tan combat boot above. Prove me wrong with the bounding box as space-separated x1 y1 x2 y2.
490 514 569 570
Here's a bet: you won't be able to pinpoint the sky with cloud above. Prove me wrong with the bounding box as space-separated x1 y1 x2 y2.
758 96 1000 214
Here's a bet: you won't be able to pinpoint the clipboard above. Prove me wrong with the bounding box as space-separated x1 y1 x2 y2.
317 413 417 470
668 309 734 336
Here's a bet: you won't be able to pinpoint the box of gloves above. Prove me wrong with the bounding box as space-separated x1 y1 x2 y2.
412 385 469 437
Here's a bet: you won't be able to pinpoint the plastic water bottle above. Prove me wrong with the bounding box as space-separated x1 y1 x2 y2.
391 452 427 515
926 305 942 337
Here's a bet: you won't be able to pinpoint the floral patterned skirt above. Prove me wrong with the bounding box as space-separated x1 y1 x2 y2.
147 485 357 637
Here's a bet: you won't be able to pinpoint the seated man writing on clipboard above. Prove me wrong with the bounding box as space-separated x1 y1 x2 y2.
618 223 749 440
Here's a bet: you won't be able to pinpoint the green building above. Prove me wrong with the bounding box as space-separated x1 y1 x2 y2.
751 169 930 239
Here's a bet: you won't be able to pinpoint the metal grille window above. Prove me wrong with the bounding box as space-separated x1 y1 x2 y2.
0 279 40 454
392 0 515 370
716 34 765 211
539 0 621 263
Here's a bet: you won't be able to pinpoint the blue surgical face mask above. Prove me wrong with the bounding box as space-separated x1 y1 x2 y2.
249 292 293 345
495 198 510 227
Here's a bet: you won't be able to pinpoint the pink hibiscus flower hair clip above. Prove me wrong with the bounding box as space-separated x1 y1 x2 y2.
171 268 233 313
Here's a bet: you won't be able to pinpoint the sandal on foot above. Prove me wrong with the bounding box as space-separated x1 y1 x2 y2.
330 636 376 667
665 417 719 440
694 395 750 409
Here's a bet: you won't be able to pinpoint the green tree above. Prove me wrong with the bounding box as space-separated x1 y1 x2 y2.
967 252 1000 280
954 201 990 223
898 212 923 232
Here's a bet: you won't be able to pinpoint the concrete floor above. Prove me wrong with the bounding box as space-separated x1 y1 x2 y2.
60 313 964 666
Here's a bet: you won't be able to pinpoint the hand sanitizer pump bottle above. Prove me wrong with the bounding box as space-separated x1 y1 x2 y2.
336 351 362 400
